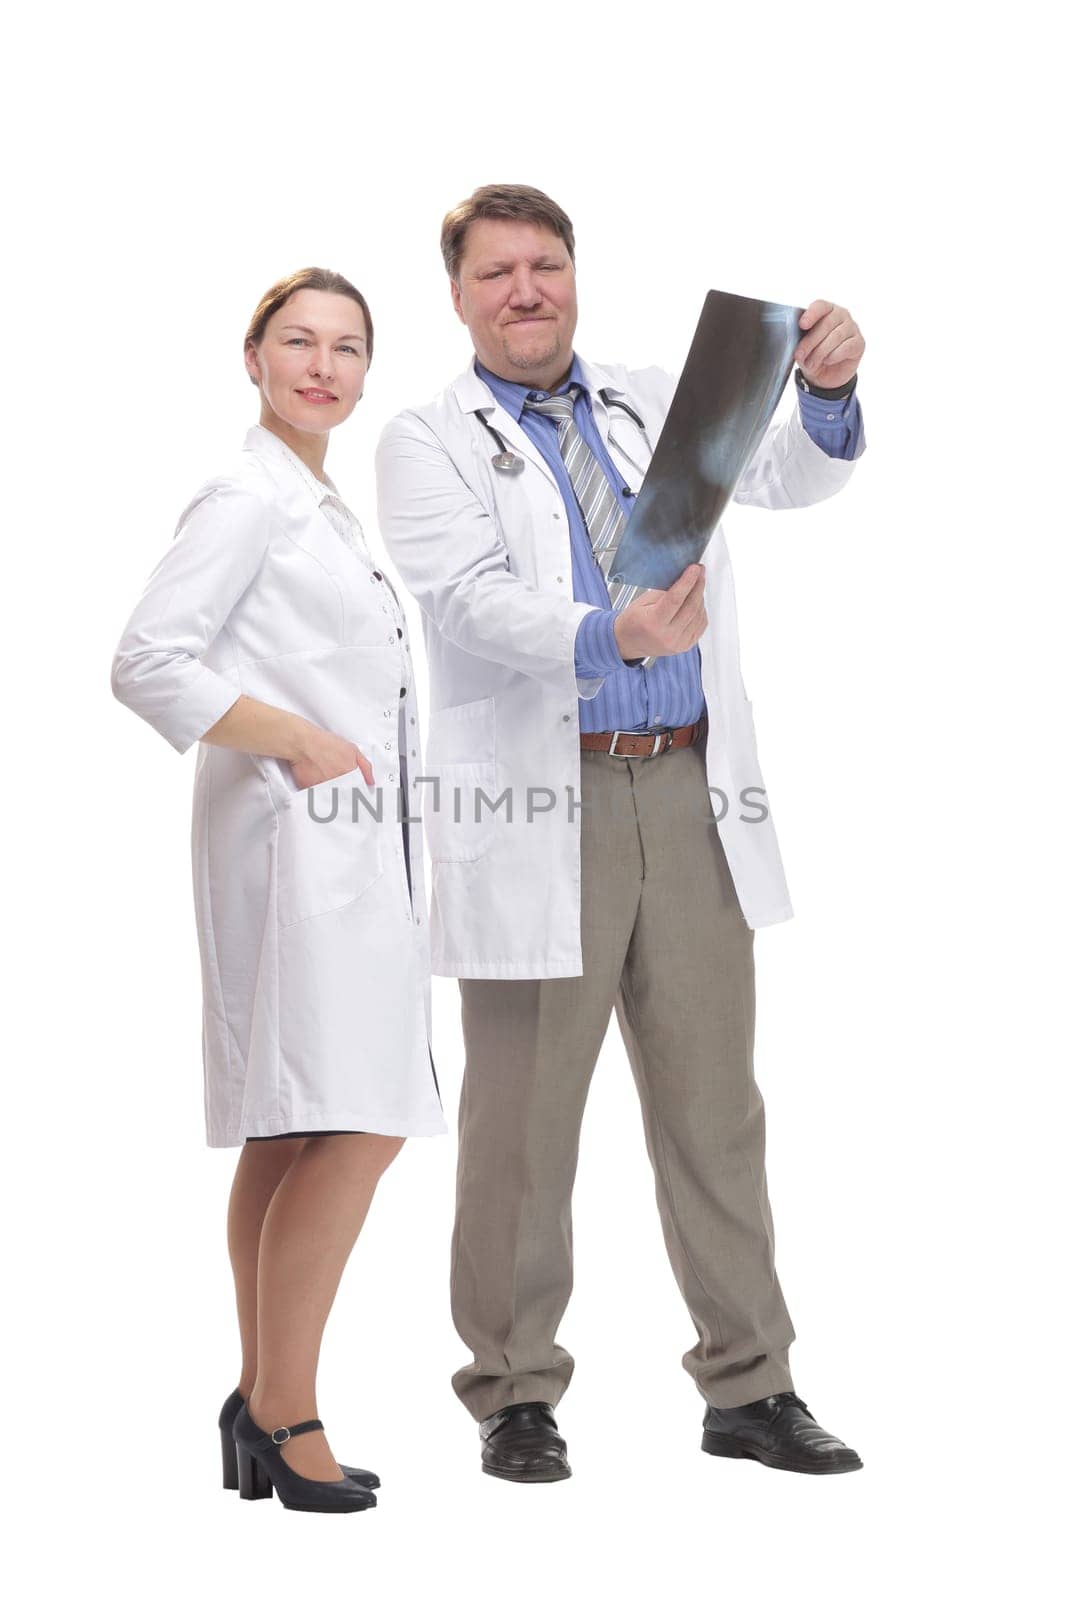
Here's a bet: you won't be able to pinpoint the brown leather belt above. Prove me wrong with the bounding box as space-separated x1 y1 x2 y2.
579 712 708 759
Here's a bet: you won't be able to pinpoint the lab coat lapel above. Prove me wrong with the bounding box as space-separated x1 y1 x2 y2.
242 426 380 593
581 359 654 490
453 362 558 490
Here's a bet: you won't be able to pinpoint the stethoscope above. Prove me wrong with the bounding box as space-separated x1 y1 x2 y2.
475 389 647 475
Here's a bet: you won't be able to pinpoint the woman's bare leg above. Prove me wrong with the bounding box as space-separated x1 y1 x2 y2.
227 1138 307 1397
248 1133 404 1480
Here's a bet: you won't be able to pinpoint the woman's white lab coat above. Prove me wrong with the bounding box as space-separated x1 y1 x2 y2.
112 424 445 1146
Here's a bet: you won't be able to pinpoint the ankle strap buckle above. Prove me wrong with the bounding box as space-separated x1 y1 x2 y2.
270 1426 291 1444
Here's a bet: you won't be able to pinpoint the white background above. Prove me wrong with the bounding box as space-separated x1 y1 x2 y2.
5 1 1062 1594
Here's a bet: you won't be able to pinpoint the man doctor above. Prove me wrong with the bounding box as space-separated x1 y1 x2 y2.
376 184 866 1479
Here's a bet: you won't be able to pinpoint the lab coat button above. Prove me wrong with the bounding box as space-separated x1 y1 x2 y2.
400 687 407 698
562 714 571 723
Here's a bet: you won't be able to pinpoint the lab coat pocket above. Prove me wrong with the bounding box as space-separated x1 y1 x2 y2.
423 697 498 865
277 767 384 927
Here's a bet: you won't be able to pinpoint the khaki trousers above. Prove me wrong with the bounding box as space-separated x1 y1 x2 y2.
451 730 796 1418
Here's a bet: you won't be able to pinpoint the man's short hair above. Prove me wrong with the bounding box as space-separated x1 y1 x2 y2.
440 184 576 282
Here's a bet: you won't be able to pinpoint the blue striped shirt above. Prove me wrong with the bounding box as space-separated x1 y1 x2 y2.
475 355 863 732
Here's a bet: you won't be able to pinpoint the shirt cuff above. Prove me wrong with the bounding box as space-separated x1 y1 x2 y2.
796 387 863 461
575 607 627 677
796 385 856 431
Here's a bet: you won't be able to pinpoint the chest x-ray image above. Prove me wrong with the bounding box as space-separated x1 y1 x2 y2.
609 289 803 591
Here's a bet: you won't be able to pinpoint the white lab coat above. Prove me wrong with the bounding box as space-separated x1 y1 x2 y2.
375 357 862 980
112 425 445 1145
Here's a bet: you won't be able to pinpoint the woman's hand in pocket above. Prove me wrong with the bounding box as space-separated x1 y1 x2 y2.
288 727 375 791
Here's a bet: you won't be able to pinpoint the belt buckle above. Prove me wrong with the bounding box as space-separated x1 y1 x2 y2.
607 727 674 759
608 729 643 758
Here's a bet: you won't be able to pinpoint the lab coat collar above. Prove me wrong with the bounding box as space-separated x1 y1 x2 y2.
473 355 585 421
241 422 378 571
450 355 646 489
453 360 497 415
575 355 633 408
452 353 636 415
242 423 340 506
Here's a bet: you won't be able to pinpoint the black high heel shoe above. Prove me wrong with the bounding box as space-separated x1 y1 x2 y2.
218 1389 380 1490
233 1402 376 1513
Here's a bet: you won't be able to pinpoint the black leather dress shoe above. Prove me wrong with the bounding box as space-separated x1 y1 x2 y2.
702 1392 863 1474
479 1401 572 1483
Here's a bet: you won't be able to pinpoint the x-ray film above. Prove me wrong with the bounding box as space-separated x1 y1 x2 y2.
608 290 802 591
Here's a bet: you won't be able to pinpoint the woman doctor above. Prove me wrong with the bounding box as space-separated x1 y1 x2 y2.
111 267 444 1514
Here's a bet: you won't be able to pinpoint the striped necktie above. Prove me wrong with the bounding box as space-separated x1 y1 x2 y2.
523 386 642 610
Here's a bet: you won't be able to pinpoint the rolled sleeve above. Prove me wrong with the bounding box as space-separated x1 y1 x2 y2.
575 607 626 679
111 477 273 754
